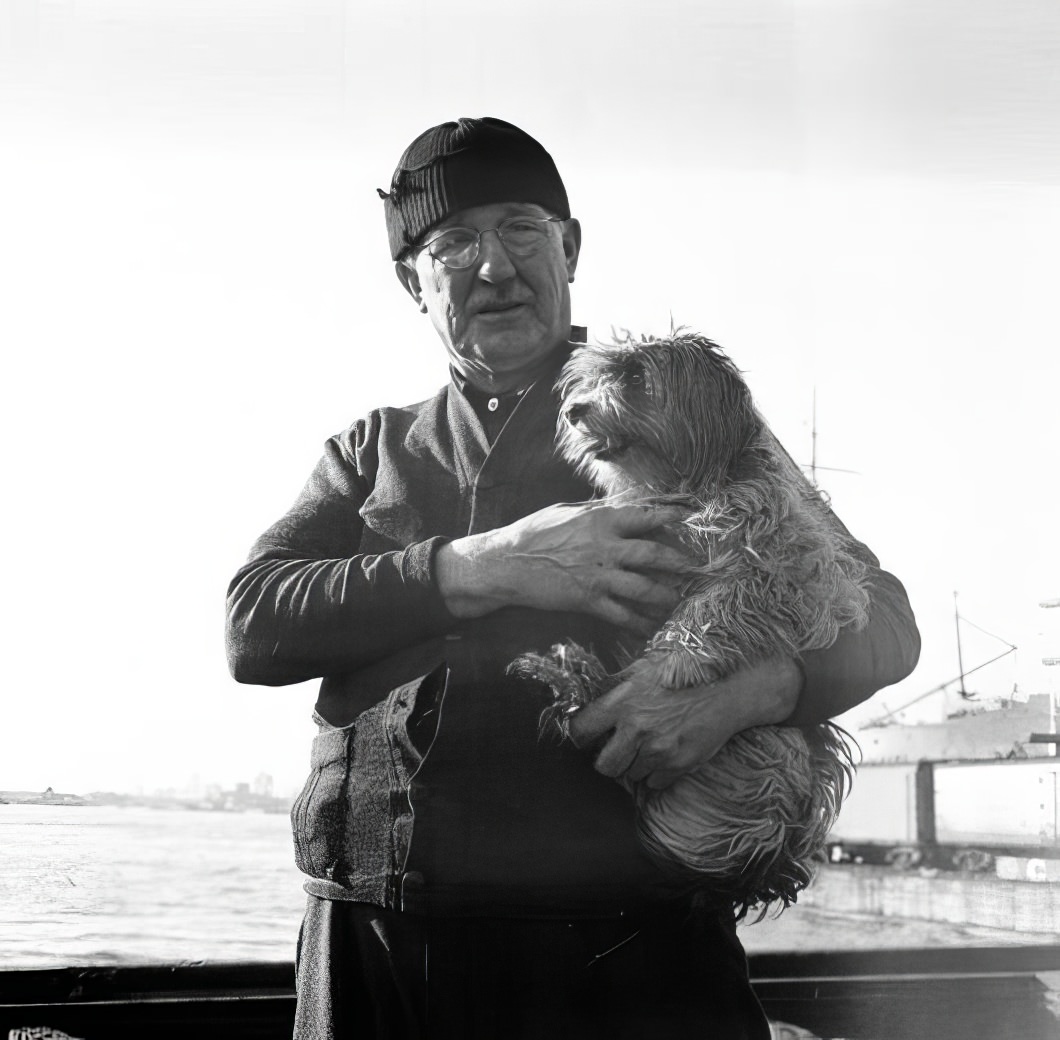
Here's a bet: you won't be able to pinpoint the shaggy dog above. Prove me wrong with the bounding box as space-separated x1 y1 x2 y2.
510 331 870 918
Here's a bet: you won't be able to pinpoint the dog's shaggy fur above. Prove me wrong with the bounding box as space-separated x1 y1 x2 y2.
509 331 870 919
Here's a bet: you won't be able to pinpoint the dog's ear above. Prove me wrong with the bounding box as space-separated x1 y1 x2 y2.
669 337 762 486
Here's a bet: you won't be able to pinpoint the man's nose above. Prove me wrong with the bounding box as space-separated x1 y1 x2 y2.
475 228 517 282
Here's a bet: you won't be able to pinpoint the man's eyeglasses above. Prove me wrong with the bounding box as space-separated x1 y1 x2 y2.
417 216 565 270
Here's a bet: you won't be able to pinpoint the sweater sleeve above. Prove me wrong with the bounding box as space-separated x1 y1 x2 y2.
784 545 921 726
225 432 457 687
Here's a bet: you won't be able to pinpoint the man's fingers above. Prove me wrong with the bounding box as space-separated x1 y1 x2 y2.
642 767 683 791
566 678 636 745
604 569 681 609
566 696 616 747
615 538 694 576
606 503 691 538
591 726 641 779
623 751 659 785
590 594 668 636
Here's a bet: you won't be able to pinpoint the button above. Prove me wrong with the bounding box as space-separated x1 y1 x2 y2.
487 397 499 412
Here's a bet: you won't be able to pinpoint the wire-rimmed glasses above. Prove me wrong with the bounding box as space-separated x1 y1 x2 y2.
417 216 565 270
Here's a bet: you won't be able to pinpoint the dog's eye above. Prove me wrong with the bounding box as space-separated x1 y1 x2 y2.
628 372 643 385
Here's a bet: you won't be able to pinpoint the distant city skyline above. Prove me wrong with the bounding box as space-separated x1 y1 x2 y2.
1 771 295 813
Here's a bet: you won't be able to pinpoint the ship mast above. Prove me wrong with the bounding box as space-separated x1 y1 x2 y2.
954 591 970 699
1041 598 1059 754
811 387 818 486
803 388 858 488
867 600 1017 727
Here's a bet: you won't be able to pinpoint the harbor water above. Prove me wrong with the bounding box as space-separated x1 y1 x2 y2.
1 804 1053 968
0 804 305 967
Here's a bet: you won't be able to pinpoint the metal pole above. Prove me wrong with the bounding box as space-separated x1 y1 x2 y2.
954 591 968 699
1042 599 1059 755
811 387 818 487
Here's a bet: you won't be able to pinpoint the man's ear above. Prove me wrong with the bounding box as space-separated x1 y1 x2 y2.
395 261 428 313
562 218 582 282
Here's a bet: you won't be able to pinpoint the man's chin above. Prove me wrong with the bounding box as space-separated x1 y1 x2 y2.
457 325 566 382
466 319 540 356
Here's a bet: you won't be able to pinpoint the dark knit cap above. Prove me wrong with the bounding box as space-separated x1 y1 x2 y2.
378 117 570 261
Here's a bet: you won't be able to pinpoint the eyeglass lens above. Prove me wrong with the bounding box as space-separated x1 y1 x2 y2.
427 217 559 269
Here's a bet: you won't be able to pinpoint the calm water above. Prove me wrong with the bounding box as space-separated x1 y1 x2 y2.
0 804 307 967
1 805 1050 968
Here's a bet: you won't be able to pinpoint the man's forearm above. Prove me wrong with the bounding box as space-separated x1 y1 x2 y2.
783 567 921 726
225 540 456 686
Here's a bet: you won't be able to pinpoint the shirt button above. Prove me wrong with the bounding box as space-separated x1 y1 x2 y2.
487 397 499 412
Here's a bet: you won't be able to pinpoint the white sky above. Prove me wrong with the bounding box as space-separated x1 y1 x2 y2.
2 0 1058 796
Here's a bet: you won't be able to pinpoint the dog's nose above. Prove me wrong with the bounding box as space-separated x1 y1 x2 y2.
565 402 589 423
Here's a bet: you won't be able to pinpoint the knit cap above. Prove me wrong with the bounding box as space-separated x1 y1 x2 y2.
378 117 570 261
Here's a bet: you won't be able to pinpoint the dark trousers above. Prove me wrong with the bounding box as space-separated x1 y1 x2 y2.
294 895 770 1040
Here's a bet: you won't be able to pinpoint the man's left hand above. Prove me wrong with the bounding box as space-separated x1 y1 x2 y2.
567 655 804 790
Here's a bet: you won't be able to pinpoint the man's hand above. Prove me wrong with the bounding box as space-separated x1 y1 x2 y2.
568 655 804 790
435 501 693 636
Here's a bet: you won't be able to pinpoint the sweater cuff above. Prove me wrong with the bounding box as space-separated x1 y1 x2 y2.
400 535 459 626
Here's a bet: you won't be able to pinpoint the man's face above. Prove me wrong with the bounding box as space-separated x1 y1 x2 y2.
396 202 582 392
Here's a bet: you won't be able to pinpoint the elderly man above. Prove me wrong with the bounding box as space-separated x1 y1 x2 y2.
226 117 920 1039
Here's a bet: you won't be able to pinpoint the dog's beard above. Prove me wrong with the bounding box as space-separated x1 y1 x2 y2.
579 446 674 497
560 420 635 494
560 413 684 497
561 423 628 463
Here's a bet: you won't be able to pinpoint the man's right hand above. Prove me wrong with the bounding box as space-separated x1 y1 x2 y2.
434 502 693 635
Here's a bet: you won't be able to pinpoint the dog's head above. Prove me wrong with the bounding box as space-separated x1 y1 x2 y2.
557 331 762 495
